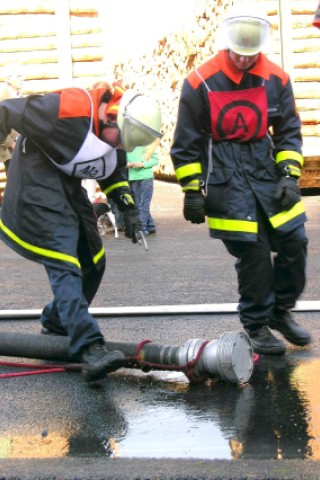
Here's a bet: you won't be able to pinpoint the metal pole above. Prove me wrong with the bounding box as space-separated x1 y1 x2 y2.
0 300 319 319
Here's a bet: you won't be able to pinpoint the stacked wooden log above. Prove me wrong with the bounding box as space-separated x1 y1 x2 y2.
0 0 106 94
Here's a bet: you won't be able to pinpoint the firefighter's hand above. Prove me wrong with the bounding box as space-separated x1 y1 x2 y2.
183 191 206 224
274 176 301 210
123 210 142 243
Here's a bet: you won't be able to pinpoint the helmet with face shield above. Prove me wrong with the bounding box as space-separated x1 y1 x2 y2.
117 90 162 152
219 3 271 56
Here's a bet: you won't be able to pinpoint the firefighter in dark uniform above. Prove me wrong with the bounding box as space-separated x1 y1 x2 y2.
0 82 162 382
170 4 311 355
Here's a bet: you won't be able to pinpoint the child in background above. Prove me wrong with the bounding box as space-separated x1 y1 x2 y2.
127 140 159 235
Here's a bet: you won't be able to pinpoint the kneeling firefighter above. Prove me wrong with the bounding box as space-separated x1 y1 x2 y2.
0 82 162 382
170 4 311 355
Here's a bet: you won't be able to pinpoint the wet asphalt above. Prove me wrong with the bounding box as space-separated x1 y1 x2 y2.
1 180 320 479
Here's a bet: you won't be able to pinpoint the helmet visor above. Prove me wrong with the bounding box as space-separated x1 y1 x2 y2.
225 17 270 55
121 114 163 152
118 90 162 152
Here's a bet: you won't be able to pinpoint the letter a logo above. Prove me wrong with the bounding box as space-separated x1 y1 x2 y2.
231 113 249 135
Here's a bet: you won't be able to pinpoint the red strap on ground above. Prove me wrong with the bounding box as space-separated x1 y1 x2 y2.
0 368 66 378
0 360 81 379
129 338 210 383
0 361 81 370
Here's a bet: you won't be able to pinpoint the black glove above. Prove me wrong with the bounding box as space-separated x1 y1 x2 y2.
183 191 206 224
274 176 301 210
123 210 142 243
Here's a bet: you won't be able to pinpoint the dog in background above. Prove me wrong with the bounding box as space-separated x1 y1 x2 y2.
93 201 119 239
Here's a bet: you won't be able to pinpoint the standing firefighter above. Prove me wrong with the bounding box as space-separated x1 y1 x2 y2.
0 83 162 383
170 3 311 355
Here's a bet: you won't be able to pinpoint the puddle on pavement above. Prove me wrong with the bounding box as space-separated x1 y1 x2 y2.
1 352 320 460
113 354 319 460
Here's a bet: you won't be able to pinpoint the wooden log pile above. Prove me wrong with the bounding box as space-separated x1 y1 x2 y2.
0 0 106 94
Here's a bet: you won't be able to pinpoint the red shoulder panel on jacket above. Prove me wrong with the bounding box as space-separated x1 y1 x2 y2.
58 88 91 118
187 51 289 89
250 54 289 86
187 54 223 89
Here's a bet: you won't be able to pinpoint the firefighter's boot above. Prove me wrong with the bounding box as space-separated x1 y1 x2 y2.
81 342 126 382
269 309 311 346
246 325 286 355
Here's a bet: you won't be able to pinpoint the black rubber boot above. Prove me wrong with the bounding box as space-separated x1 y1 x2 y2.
81 342 126 382
246 326 286 356
269 310 311 346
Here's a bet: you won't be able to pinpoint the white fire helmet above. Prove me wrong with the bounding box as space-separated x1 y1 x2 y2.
117 90 162 152
219 2 271 56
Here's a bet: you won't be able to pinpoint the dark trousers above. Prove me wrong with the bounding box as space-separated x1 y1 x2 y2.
40 239 105 358
130 179 156 232
223 205 308 331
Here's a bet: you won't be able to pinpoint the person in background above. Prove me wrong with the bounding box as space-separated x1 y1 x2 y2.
170 3 311 356
0 81 162 383
127 139 160 235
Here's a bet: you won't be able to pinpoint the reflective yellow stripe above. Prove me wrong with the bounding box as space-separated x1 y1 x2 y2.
208 217 258 233
269 201 305 229
93 247 105 265
175 162 202 181
288 165 301 177
0 219 82 268
276 151 304 167
182 179 201 192
122 193 134 205
103 181 130 195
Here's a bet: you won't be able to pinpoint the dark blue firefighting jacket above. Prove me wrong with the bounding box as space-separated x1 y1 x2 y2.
0 88 131 271
171 50 307 241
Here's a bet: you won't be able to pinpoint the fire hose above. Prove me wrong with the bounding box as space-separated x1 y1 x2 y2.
0 330 254 384
0 300 318 319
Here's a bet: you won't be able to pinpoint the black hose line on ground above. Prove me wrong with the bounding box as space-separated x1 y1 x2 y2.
0 331 253 384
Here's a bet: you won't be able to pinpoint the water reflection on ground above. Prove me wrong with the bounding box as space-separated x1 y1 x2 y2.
116 352 320 460
1 351 319 460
